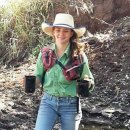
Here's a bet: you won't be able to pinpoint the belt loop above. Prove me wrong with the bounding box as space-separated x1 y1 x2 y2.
50 94 53 100
76 97 79 113
45 92 53 100
67 97 69 103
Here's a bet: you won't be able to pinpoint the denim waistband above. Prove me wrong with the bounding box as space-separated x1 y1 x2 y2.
43 92 77 101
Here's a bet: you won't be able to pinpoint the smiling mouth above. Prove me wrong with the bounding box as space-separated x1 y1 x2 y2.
58 37 65 39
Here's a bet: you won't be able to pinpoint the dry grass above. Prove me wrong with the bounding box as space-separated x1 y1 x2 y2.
0 0 93 66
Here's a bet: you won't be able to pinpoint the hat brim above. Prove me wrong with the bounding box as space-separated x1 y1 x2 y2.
41 23 86 37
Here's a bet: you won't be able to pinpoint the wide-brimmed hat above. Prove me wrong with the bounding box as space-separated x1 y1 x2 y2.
41 13 86 37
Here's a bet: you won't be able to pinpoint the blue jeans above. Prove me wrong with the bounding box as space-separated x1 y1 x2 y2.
35 92 82 130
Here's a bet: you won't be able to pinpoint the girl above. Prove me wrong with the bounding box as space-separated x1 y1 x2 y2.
35 13 94 130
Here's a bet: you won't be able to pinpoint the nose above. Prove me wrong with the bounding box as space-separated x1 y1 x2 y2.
58 31 64 36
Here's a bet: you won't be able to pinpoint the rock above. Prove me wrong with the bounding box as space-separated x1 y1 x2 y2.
80 16 130 129
92 0 130 22
47 0 130 33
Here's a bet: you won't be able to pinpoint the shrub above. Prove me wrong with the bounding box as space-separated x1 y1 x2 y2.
0 0 53 65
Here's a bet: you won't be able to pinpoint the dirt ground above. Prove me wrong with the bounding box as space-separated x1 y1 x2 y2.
0 17 130 130
81 16 130 129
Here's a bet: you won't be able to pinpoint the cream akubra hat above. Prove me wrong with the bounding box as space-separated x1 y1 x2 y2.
41 13 86 37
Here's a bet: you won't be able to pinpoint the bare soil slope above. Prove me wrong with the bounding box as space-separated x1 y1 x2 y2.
0 17 130 129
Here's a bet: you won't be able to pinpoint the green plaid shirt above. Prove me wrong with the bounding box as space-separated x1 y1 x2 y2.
35 44 94 97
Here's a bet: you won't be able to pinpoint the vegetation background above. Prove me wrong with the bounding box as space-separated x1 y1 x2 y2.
0 0 93 66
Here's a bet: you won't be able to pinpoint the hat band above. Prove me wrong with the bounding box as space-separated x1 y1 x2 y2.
53 23 74 28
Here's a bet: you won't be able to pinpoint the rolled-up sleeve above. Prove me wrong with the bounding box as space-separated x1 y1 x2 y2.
80 53 94 91
35 52 45 83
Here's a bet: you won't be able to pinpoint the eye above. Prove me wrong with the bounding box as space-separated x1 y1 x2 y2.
64 30 70 33
55 29 60 32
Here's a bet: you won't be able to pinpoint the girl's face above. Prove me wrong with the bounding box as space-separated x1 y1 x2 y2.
53 27 73 45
